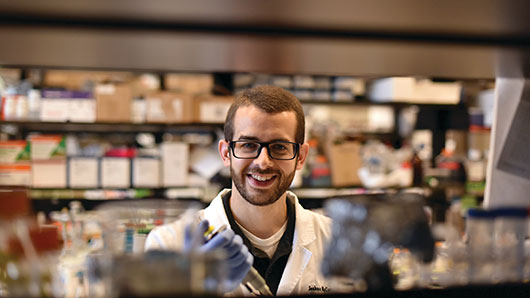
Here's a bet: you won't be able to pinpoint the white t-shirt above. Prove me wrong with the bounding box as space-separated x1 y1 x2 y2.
236 220 288 259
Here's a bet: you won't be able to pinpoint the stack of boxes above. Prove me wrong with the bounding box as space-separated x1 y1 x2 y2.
0 135 192 194
233 73 363 102
0 72 235 197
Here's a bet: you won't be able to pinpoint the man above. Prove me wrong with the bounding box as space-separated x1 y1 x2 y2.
145 85 335 296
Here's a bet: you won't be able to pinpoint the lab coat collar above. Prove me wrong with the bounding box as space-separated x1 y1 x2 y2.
202 188 231 228
205 189 317 247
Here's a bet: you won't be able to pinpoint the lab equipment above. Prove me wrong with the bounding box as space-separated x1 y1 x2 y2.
321 193 435 290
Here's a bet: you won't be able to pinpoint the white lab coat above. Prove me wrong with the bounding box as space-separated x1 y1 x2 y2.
145 189 342 296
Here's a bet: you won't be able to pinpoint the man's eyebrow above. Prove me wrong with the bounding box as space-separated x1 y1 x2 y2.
236 135 293 143
236 135 260 141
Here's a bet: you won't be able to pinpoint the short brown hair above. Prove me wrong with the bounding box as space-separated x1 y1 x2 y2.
224 85 305 144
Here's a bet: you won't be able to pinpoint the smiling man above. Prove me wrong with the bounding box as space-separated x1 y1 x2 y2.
146 85 337 296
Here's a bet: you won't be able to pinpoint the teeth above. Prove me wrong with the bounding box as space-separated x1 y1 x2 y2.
251 174 273 181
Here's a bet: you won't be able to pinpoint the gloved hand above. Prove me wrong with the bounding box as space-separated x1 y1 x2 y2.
184 220 253 292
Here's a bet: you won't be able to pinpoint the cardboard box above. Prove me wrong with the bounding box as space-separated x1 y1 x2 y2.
161 142 189 187
31 160 67 188
145 92 193 123
164 73 213 94
0 163 31 186
329 142 363 187
0 141 30 163
95 84 132 123
68 157 99 188
193 95 234 123
132 157 161 188
29 135 66 161
100 157 131 188
128 74 161 98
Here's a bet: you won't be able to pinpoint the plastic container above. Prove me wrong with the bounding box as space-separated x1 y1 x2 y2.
466 208 496 284
493 208 528 283
95 199 201 255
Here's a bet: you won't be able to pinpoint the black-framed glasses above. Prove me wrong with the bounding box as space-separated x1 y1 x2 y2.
229 140 300 160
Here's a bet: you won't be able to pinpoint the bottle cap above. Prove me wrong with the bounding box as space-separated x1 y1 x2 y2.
467 208 496 219
493 207 528 218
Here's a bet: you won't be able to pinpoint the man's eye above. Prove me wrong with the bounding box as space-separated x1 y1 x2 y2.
241 142 259 149
271 143 287 151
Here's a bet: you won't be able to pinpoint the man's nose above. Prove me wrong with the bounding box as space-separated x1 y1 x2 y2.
254 146 274 168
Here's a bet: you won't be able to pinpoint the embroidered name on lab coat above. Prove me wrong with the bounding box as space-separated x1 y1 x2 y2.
308 285 330 293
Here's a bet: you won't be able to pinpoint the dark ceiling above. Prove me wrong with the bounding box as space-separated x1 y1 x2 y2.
0 0 528 78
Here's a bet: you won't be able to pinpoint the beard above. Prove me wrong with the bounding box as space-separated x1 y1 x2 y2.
231 162 296 206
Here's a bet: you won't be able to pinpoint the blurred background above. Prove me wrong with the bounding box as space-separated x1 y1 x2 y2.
0 0 530 296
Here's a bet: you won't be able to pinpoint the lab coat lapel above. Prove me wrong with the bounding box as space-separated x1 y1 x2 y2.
277 243 312 295
277 195 316 295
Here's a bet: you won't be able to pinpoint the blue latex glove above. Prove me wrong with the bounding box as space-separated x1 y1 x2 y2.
184 220 253 292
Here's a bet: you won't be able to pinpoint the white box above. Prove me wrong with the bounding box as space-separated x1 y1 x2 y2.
369 77 462 104
0 163 31 186
132 157 161 188
40 98 69 122
31 160 67 188
199 101 232 123
69 98 96 123
40 90 73 122
161 142 189 187
477 89 495 128
414 79 462 104
369 77 416 102
68 157 99 188
101 158 130 188
367 106 394 132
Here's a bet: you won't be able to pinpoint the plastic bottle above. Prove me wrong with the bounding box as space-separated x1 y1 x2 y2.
27 89 41 121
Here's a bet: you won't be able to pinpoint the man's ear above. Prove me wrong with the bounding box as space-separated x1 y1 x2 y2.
219 139 231 167
296 143 309 171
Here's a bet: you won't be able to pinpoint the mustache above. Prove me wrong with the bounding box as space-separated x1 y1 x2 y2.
246 167 280 175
